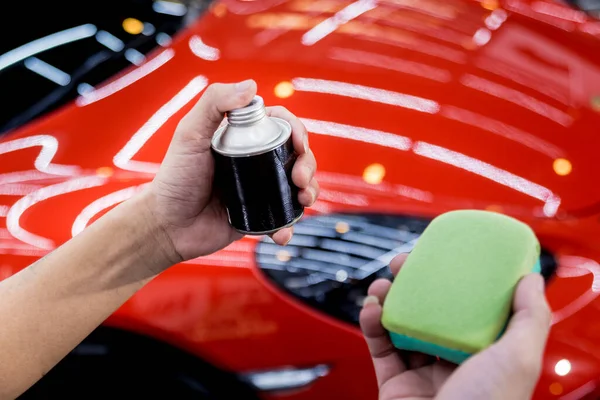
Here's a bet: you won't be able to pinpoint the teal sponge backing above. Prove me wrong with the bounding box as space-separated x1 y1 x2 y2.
381 210 541 363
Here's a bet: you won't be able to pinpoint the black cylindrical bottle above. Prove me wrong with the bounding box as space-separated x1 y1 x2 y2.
211 95 304 234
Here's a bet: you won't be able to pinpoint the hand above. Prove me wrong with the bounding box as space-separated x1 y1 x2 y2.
360 253 551 400
142 79 318 265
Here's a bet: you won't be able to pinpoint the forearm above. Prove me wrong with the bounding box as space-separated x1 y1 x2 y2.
0 193 174 399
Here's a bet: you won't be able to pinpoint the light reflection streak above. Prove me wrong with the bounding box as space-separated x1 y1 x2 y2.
76 49 175 106
460 74 573 126
113 76 208 173
72 184 148 237
412 142 560 216
301 0 378 45
530 1 587 23
293 78 439 114
301 118 412 151
6 176 107 249
318 189 369 206
24 57 71 86
329 47 452 82
0 184 42 196
0 135 80 177
189 36 220 61
0 206 8 217
504 0 575 31
0 24 97 71
440 106 564 159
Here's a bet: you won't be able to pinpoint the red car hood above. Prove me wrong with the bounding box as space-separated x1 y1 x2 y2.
1 0 600 399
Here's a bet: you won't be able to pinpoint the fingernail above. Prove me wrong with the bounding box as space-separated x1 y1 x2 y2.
235 79 253 92
363 295 379 307
303 133 309 153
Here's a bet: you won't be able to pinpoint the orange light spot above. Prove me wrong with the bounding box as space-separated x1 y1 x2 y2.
549 382 563 395
485 204 504 213
276 250 291 262
335 221 350 234
274 81 295 99
481 0 498 10
363 163 386 185
122 18 144 35
96 167 114 177
592 95 600 112
212 3 227 17
553 158 572 176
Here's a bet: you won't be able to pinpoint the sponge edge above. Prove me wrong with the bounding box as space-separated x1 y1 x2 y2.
381 210 541 363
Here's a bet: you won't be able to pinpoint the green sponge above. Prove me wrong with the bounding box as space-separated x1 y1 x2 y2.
381 210 541 364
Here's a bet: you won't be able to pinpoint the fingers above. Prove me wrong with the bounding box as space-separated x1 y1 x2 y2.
360 296 406 387
266 106 309 155
495 273 551 379
177 80 257 142
390 253 408 276
292 150 317 189
270 227 293 246
298 179 319 207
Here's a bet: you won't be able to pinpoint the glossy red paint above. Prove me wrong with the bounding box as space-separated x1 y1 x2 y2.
1 0 600 398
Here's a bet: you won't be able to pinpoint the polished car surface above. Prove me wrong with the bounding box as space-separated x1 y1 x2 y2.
1 0 600 398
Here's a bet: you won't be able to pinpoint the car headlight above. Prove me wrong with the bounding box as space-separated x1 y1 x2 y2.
256 213 557 325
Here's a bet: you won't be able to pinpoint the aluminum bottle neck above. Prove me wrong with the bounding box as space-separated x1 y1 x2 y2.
227 96 267 126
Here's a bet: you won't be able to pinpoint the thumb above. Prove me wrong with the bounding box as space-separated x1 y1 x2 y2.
177 79 257 141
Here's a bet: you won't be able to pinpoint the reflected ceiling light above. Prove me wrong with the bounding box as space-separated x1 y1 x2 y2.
24 57 71 86
549 382 563 395
293 78 439 114
0 24 97 72
553 158 572 176
189 35 220 61
301 118 412 151
335 221 350 234
363 163 386 185
122 18 144 35
95 30 125 52
302 0 377 45
95 167 114 177
72 185 146 237
77 49 174 106
113 76 208 173
124 48 146 65
473 28 492 46
7 176 107 249
153 0 188 16
554 359 571 376
156 32 173 47
274 81 295 98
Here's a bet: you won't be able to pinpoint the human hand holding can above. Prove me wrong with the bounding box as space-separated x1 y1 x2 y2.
211 95 309 235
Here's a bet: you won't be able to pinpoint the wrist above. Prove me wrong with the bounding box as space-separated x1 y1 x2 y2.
113 189 182 274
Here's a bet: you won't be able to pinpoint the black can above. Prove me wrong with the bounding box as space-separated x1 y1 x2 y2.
211 96 304 235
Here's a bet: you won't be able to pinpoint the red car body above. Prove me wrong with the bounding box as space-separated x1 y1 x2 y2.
2 0 600 398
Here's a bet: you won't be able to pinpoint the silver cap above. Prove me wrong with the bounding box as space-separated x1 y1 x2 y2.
211 96 292 157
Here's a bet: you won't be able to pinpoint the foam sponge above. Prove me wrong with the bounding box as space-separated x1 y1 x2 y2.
381 210 541 364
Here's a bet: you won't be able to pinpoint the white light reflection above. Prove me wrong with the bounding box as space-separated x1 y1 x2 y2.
460 74 573 126
24 57 71 86
0 184 41 196
153 0 188 16
531 1 586 23
301 118 412 151
302 0 377 46
76 49 174 106
329 47 452 82
7 176 107 249
143 23 156 36
473 28 492 46
0 24 97 71
485 9 508 30
95 30 125 52
440 106 564 159
0 171 56 186
156 32 172 47
293 78 439 114
555 359 571 376
412 141 560 216
125 48 146 66
189 36 220 61
0 135 80 177
72 185 147 237
113 76 208 173
77 83 95 95
0 206 8 217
